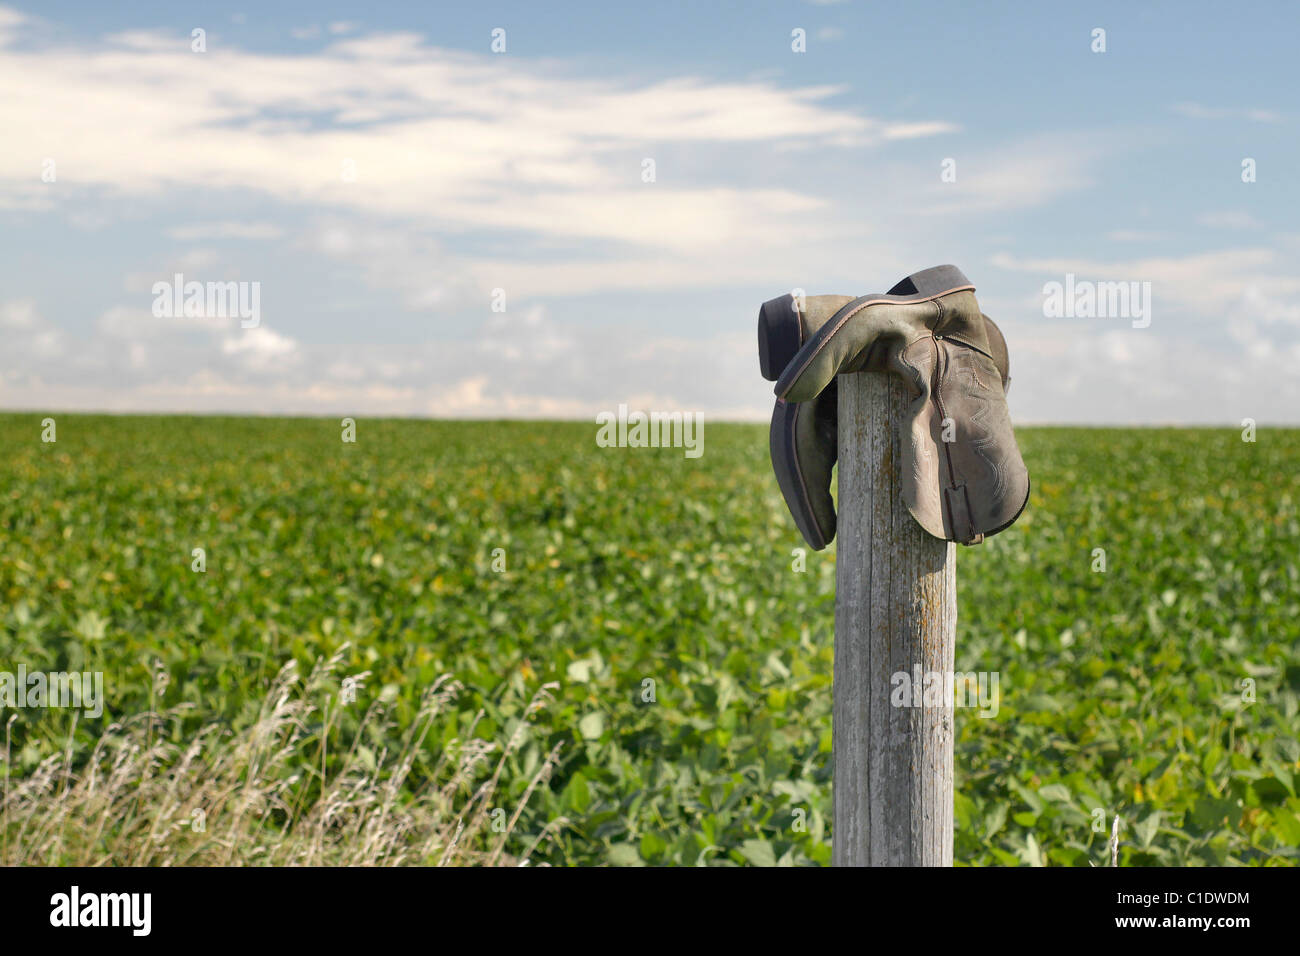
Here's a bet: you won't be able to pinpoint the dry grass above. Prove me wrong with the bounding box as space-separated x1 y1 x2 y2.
1 648 566 866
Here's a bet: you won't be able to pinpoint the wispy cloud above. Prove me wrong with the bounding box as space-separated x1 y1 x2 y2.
167 222 285 241
990 247 1300 315
0 9 951 258
1197 210 1261 230
0 4 1289 423
1172 102 1284 123
916 133 1104 216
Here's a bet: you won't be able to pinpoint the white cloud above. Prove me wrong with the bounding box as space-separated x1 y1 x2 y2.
0 299 63 366
5 271 1295 424
880 121 958 140
221 326 299 369
917 134 1102 216
1107 230 1167 242
167 221 285 240
0 298 40 328
1197 211 1261 230
1004 325 1300 424
1173 102 1283 123
2 6 1246 422
990 248 1300 317
978 247 1300 423
0 292 771 419
0 12 964 260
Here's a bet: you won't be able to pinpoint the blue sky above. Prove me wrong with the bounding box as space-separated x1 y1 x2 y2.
1 1 1297 422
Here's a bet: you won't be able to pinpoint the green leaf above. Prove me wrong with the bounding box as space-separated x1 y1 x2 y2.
1038 783 1072 802
564 771 592 813
738 839 777 867
984 802 1009 839
607 844 644 867
1135 812 1161 849
1269 807 1300 844
640 832 668 860
566 658 596 683
1017 833 1044 867
74 611 108 641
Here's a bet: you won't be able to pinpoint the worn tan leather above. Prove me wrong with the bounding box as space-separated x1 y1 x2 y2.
763 265 1029 547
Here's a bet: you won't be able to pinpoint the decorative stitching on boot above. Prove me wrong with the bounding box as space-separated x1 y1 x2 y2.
959 361 1007 500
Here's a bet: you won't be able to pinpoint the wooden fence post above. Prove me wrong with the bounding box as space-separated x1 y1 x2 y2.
833 370 957 866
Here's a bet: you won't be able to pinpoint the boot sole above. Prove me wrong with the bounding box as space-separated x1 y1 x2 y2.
769 398 827 550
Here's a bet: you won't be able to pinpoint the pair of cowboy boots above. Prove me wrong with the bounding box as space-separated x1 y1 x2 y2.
758 265 1030 551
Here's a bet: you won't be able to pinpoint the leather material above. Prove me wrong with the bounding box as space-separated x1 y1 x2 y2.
759 266 1028 549
761 294 855 550
768 384 838 550
759 293 856 382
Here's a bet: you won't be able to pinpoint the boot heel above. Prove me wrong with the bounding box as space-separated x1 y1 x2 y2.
758 293 800 381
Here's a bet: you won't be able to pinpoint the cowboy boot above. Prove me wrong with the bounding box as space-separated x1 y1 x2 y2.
760 297 1014 550
773 265 1029 546
759 292 856 550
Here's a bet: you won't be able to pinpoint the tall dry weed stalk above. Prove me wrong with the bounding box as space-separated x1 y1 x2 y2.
1 649 566 866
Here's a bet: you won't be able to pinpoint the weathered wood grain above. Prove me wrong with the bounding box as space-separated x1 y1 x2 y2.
833 370 956 866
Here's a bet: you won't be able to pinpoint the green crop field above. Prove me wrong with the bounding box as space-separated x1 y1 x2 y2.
0 413 1297 866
